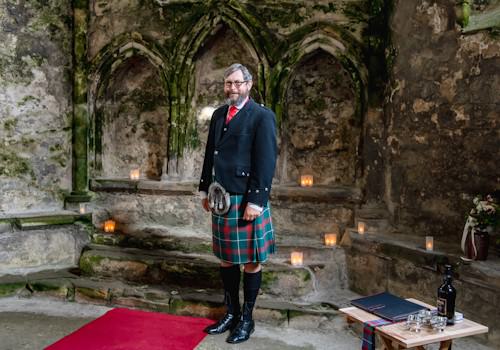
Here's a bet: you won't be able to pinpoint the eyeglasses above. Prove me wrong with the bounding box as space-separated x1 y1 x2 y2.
224 80 248 88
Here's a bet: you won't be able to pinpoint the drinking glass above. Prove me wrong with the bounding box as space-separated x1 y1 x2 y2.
431 316 447 332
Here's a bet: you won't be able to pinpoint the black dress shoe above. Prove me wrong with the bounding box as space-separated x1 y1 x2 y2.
226 319 255 344
204 313 240 335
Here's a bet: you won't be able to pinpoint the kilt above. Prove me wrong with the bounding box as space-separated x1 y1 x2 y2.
211 194 275 264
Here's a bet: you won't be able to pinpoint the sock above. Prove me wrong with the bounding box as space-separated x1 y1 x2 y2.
220 265 241 315
242 270 262 321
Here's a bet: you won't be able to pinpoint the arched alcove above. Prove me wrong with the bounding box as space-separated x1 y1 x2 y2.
95 55 169 179
172 24 262 181
280 50 360 185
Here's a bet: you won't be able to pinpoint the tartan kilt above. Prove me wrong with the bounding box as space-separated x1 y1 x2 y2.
211 194 275 264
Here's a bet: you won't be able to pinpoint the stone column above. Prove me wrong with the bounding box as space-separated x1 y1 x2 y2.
68 0 90 203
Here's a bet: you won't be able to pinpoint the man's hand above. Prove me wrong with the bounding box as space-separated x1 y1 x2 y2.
243 205 260 221
202 198 210 212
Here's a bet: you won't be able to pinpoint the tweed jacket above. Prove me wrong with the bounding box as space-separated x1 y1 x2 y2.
199 99 277 207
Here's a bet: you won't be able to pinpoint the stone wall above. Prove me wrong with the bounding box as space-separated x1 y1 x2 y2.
386 0 500 239
0 0 73 213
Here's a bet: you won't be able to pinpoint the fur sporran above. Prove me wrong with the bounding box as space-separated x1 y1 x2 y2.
208 181 231 215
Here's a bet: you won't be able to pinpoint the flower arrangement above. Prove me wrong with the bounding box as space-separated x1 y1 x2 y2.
461 192 500 260
467 194 500 232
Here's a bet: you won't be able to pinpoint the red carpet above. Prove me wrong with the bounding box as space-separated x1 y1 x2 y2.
45 308 213 350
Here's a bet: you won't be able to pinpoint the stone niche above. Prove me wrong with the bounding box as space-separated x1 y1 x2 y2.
177 24 261 181
280 51 359 186
95 56 169 180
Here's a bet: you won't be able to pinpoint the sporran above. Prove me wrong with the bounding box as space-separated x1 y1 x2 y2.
208 181 231 215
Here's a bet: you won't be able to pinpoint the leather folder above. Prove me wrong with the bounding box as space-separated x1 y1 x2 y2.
351 292 427 322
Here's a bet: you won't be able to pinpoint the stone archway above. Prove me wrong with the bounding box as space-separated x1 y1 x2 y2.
281 50 360 186
95 55 169 180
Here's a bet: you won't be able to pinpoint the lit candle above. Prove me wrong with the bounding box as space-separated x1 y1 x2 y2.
104 219 116 233
425 236 434 251
290 251 303 267
324 233 337 247
130 169 140 180
300 175 313 187
357 221 366 235
79 203 86 214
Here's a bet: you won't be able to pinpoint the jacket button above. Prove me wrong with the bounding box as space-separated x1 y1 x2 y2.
241 172 245 175
256 189 259 193
214 150 218 155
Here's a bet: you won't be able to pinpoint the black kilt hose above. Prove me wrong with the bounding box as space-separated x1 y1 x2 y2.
212 195 275 264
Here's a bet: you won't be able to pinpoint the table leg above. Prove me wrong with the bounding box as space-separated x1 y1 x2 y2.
379 336 396 350
439 340 452 350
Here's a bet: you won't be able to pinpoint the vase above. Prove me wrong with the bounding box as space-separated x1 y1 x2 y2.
465 230 490 261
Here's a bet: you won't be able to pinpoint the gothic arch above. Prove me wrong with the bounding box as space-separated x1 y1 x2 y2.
87 34 169 174
271 25 368 126
167 4 274 158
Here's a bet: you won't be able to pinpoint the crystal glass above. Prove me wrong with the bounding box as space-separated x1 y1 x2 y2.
417 310 433 325
406 314 422 332
431 316 447 332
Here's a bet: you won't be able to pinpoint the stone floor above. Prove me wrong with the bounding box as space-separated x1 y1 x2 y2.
0 296 496 350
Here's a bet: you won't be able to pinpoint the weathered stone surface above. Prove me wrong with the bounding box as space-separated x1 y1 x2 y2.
78 244 316 299
0 0 73 213
283 53 360 186
0 225 89 276
385 0 500 239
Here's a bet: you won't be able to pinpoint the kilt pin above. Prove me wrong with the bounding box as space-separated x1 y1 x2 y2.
212 195 275 264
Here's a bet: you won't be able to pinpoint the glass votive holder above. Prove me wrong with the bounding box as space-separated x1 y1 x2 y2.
425 236 434 251
357 221 366 235
79 203 86 214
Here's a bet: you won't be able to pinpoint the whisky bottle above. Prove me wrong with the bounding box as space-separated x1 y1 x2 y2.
437 264 456 325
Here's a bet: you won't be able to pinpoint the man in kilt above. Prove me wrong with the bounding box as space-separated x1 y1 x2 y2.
199 63 277 344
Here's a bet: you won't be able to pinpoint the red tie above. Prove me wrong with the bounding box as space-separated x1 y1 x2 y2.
226 105 238 124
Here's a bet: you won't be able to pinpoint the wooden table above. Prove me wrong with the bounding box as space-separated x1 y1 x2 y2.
339 298 488 350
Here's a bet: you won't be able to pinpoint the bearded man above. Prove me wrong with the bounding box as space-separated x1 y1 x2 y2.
198 63 278 344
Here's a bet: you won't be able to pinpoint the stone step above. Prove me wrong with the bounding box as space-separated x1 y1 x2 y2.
2 272 358 329
0 223 90 277
89 181 359 245
78 244 316 300
90 229 345 264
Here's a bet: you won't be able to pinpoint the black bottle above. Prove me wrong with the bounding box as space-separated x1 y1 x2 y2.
437 264 456 325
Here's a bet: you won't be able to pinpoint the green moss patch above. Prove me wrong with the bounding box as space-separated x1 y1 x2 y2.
0 148 34 178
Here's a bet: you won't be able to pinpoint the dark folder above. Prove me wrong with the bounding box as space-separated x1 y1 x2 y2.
351 292 427 322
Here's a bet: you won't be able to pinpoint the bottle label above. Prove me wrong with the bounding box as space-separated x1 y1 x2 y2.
437 297 447 316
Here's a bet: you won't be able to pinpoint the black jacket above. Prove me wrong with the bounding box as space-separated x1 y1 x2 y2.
199 99 277 207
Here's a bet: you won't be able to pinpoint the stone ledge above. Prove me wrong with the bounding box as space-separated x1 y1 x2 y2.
90 178 362 204
0 210 91 230
344 230 500 291
90 178 197 195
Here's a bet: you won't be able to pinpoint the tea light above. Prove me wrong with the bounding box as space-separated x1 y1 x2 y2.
79 203 86 214
324 233 337 247
290 251 303 267
357 221 366 235
425 236 434 251
129 169 140 180
104 219 116 233
300 175 314 187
